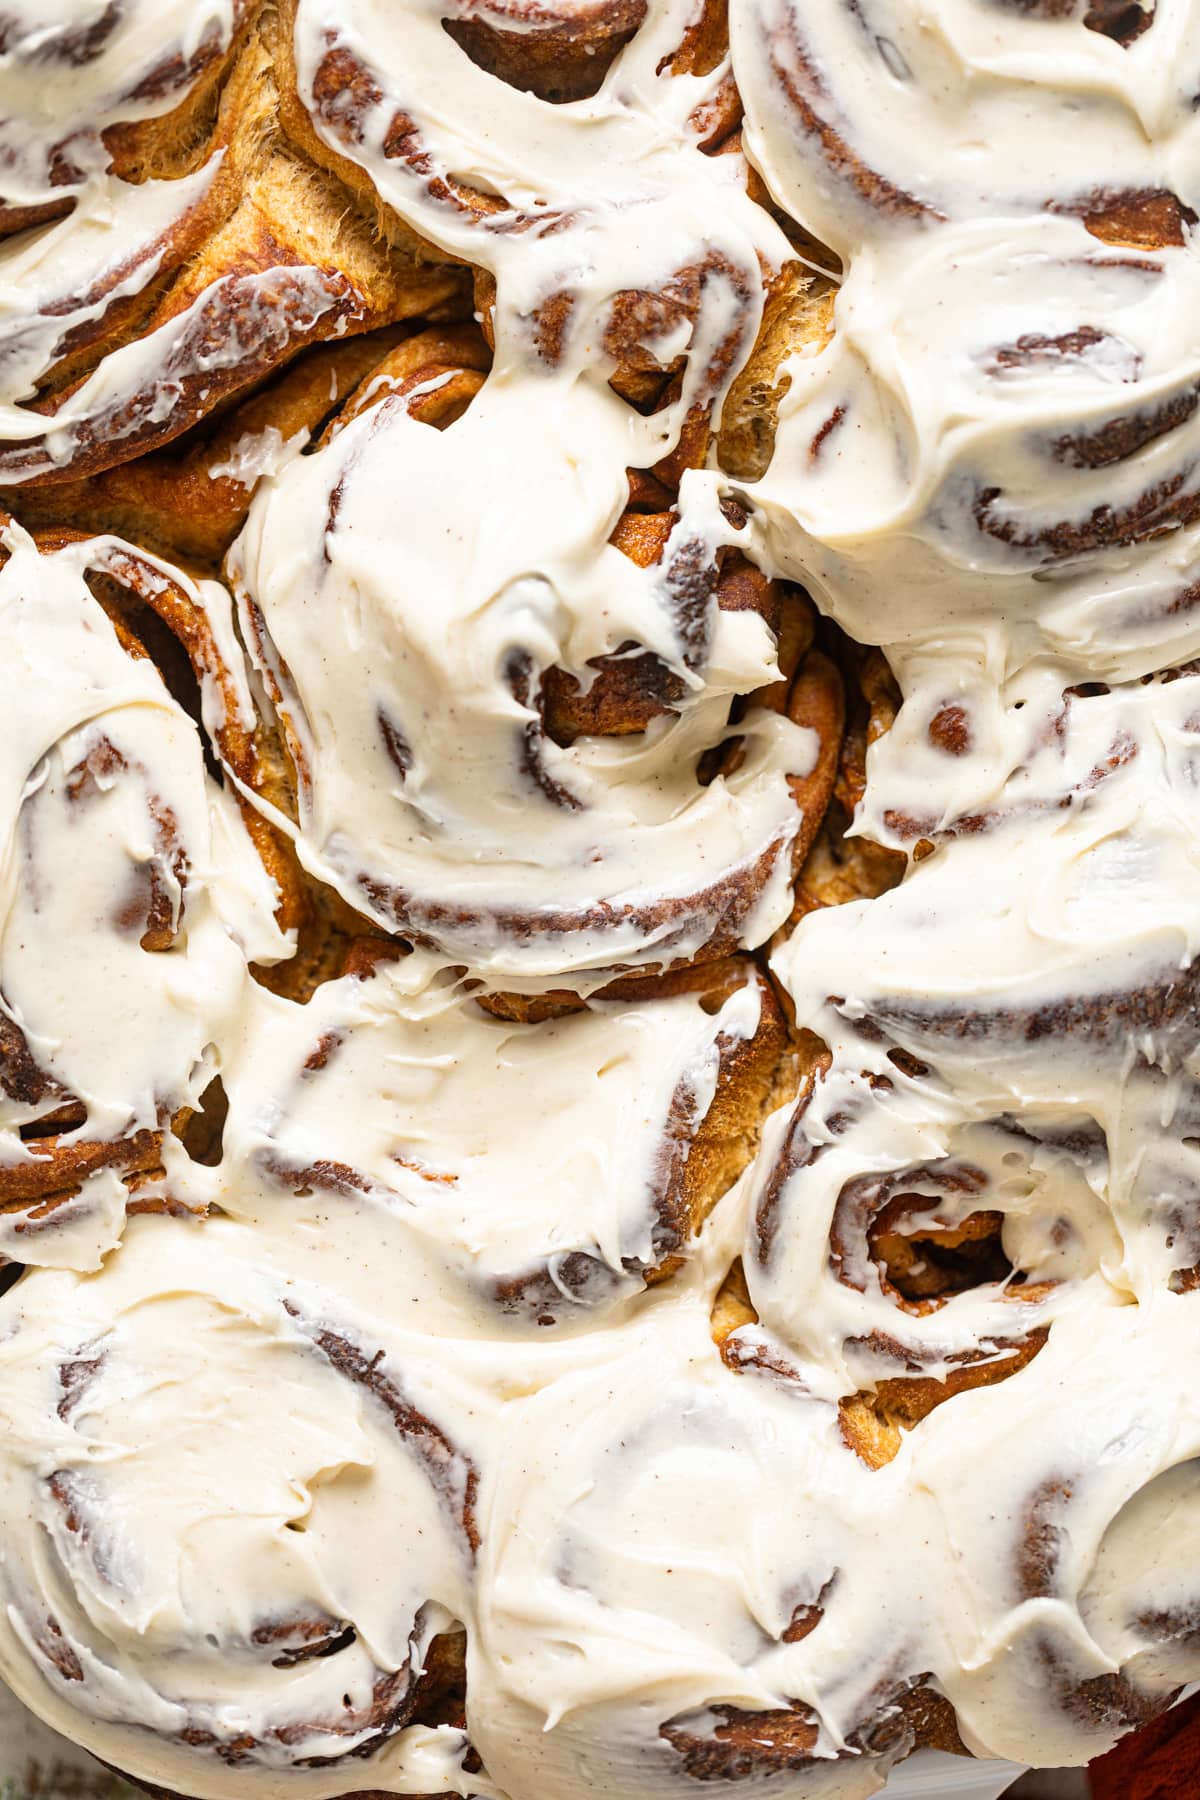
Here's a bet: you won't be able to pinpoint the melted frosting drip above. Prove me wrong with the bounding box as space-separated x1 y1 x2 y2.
0 0 1198 1796
0 4 246 462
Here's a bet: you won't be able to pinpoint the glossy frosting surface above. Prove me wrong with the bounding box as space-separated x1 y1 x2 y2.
0 1 1198 1797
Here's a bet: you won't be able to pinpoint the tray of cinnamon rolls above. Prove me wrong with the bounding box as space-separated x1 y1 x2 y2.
0 3 1198 1799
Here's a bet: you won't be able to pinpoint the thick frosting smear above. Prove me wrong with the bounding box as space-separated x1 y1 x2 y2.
0 3 244 463
214 948 780 1335
231 0 826 981
0 522 285 1217
0 1 460 483
0 1213 483 1791
231 379 820 981
732 0 1200 1778
0 0 1198 1796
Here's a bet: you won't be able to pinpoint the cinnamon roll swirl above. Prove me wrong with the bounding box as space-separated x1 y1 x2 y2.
0 2 466 488
747 662 1200 1436
229 355 841 983
0 1211 481 1795
471 1305 965 1800
0 0 1198 1789
280 0 785 412
0 2 247 231
742 214 1200 694
215 944 790 1334
475 1260 1200 1794
728 1 1200 693
707 1197 1200 1771
0 520 287 1258
731 0 1200 257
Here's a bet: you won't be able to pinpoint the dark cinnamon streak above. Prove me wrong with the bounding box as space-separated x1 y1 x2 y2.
284 1303 480 1553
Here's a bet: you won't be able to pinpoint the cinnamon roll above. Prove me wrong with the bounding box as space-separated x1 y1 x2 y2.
470 1303 965 1800
0 0 1198 1789
741 213 1200 690
0 1210 481 1795
0 2 467 488
0 326 436 567
706 1213 1200 1771
726 2 1200 692
214 944 790 1334
280 0 785 410
228 350 842 984
471 1262 1200 1792
731 0 1200 257
0 2 247 232
747 662 1200 1434
0 519 288 1258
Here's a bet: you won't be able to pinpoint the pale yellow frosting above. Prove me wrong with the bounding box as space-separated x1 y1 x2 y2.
0 2 1197 1797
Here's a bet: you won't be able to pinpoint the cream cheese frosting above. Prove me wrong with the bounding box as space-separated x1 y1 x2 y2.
0 1211 483 1793
229 378 817 981
0 0 1198 1796
0 522 286 1162
749 667 1200 1397
231 0 820 980
0 3 246 465
212 948 770 1335
0 0 447 483
287 0 788 381
731 0 1200 250
0 2 240 214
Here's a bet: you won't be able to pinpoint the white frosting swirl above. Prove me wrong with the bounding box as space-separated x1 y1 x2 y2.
0 1212 482 1793
0 522 286 1173
231 378 817 981
733 0 1200 253
0 2 239 213
215 949 771 1335
0 0 1198 1795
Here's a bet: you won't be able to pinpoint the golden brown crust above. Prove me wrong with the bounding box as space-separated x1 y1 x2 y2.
0 8 469 490
660 1675 969 1781
319 324 492 442
1 330 411 565
791 640 906 920
719 264 838 482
